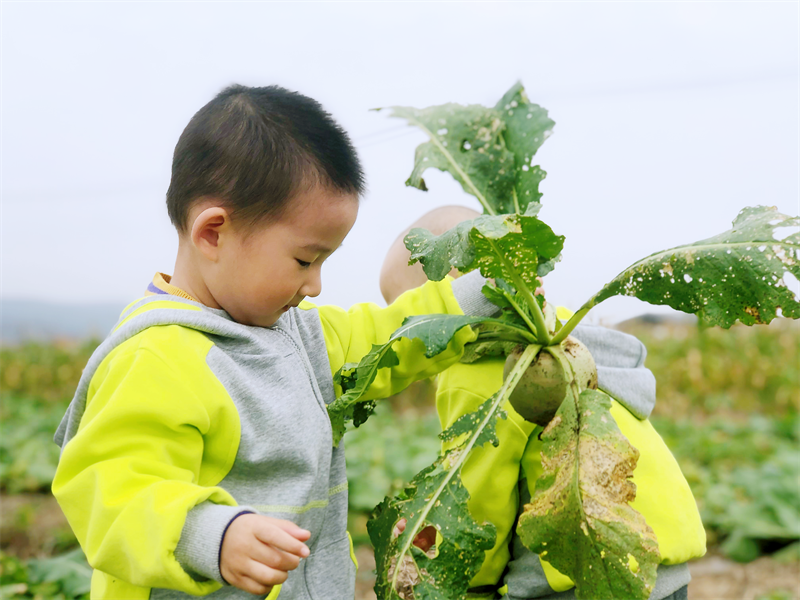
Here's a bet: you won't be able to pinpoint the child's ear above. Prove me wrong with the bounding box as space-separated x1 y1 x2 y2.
190 206 230 261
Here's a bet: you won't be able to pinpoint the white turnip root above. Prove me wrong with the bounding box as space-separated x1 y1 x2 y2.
503 337 597 426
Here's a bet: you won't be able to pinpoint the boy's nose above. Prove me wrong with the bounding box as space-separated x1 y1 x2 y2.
301 273 322 298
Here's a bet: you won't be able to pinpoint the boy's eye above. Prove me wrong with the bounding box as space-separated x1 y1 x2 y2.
296 259 312 268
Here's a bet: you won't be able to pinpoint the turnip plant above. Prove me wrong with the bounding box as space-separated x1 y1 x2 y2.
328 82 800 600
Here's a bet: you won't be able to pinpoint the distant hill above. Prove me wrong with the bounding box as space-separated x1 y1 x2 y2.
1 299 124 344
614 312 697 330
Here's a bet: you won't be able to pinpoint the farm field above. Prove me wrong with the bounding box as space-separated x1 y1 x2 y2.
0 319 798 599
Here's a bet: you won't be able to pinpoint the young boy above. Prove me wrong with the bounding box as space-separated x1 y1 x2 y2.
51 85 499 600
381 206 707 600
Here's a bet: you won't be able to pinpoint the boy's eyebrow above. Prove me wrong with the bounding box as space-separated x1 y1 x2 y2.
301 243 342 253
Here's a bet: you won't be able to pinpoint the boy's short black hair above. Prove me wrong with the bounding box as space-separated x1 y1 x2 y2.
167 84 365 233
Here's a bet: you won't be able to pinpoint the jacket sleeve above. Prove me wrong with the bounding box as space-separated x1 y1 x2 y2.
52 336 243 594
317 271 497 400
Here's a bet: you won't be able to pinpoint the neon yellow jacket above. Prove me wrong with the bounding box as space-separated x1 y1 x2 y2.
52 274 491 600
436 318 706 598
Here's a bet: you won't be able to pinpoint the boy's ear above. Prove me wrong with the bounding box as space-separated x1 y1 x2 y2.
190 206 230 261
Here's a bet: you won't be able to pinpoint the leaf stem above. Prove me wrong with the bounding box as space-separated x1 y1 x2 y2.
512 277 551 346
550 306 591 346
485 237 551 345
546 345 583 401
500 289 539 336
389 343 541 595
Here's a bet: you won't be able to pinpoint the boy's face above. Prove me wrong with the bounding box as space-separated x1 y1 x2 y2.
211 187 358 327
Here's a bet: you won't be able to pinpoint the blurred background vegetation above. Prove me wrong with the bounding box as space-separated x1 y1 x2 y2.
1 319 798 599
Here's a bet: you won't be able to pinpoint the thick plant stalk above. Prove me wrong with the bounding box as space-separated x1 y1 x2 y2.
545 344 584 399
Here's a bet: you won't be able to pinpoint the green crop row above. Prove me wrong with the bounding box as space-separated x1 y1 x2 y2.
0 549 90 600
652 415 800 562
0 397 64 494
625 320 799 419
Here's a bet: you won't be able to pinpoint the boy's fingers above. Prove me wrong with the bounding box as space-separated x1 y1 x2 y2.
393 518 407 538
244 561 289 588
254 522 310 557
235 574 272 597
271 519 312 542
249 541 302 572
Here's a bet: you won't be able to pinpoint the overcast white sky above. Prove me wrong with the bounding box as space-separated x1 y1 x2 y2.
2 1 798 324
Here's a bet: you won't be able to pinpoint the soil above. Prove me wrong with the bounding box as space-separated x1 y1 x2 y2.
688 553 800 600
0 493 74 559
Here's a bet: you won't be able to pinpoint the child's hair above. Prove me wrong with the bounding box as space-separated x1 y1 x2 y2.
166 84 365 233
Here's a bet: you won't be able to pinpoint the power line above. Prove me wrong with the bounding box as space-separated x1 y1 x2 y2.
352 123 410 143
356 128 420 149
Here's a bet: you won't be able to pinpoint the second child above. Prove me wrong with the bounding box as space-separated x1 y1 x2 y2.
381 206 707 600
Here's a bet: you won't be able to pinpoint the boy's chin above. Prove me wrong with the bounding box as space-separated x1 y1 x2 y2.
228 308 284 328
252 313 284 327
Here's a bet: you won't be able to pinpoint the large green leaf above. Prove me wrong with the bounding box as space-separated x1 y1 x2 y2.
367 344 539 600
386 103 516 215
405 213 564 288
368 437 496 599
328 314 487 446
587 206 800 327
382 82 554 215
517 389 661 600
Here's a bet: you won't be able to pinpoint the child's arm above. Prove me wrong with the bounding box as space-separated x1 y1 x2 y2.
52 338 308 595
314 271 496 399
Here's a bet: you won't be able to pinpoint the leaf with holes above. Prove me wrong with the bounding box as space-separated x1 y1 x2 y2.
368 455 496 600
405 213 564 289
517 389 661 600
494 82 555 214
581 206 800 328
380 81 554 216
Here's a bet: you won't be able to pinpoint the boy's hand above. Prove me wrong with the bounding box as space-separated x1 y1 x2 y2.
220 513 311 595
392 518 437 554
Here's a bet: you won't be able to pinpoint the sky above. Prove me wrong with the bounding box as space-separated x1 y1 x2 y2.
2 1 798 325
